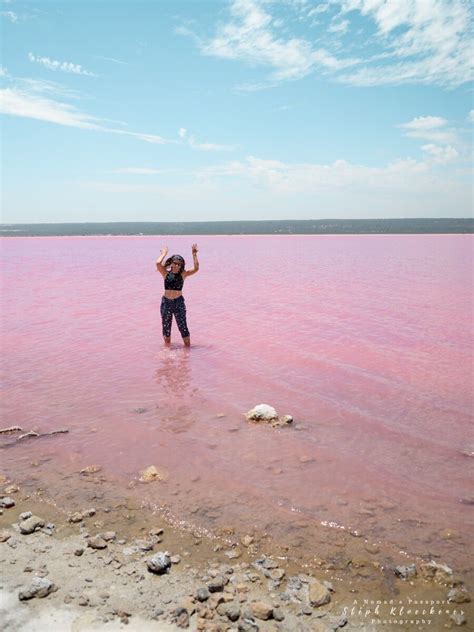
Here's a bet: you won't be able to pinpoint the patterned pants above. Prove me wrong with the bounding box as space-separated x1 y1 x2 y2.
160 295 190 338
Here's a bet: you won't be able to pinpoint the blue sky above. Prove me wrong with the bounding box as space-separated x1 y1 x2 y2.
1 0 473 223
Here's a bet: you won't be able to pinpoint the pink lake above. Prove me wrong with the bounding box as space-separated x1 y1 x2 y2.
1 235 473 576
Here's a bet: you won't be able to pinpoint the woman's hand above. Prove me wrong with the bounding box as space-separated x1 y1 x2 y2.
161 246 169 256
192 243 198 255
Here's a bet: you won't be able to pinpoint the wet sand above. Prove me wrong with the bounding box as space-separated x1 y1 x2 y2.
0 467 472 632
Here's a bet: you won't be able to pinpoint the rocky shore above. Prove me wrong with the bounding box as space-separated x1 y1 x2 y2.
0 474 472 632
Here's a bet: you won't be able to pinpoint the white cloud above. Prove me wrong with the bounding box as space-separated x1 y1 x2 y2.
185 0 472 89
398 116 459 145
469 110 474 123
178 127 187 138
338 0 472 88
399 116 448 131
187 134 236 152
86 152 470 219
0 86 170 144
93 55 129 66
1 10 18 22
197 0 359 84
421 144 459 165
0 65 9 77
328 19 349 34
28 53 97 77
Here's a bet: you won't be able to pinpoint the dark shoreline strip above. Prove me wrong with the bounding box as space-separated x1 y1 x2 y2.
1 218 473 236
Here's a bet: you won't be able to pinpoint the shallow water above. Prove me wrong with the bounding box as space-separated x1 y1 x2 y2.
1 234 473 575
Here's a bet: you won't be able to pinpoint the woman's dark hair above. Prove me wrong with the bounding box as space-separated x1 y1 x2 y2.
164 254 185 274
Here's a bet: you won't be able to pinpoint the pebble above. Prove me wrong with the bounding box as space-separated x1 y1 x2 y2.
146 552 171 574
87 536 108 550
208 576 227 592
19 511 33 521
450 611 467 626
18 577 56 600
196 587 211 602
395 564 417 580
308 578 331 607
19 516 45 535
447 586 471 604
171 554 181 564
0 529 11 542
250 601 273 620
0 497 15 508
98 531 116 541
74 547 84 556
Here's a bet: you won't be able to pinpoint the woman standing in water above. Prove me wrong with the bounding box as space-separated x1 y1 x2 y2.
156 244 199 347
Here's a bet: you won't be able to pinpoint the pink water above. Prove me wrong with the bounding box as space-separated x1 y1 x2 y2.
1 235 473 574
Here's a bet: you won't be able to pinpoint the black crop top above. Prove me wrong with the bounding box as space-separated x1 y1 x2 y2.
164 272 184 291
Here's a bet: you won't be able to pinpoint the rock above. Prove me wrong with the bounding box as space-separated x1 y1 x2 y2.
5 485 19 494
19 516 45 535
146 552 171 574
255 557 278 570
225 602 241 621
139 465 169 483
87 536 108 550
241 535 254 547
80 465 102 475
208 576 227 592
98 531 116 541
18 577 56 600
225 548 242 559
238 619 259 632
448 586 471 603
173 607 189 628
309 578 331 607
250 601 273 620
196 587 211 602
0 497 15 508
68 512 83 523
273 608 285 621
0 529 11 542
395 564 417 580
267 568 285 581
171 554 181 564
83 508 96 517
419 560 453 585
74 547 84 556
245 405 278 422
19 511 33 521
450 611 467 626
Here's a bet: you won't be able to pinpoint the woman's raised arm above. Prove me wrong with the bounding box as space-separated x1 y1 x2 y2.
156 246 168 276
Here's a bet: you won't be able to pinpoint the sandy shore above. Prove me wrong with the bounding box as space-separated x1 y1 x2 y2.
0 473 472 632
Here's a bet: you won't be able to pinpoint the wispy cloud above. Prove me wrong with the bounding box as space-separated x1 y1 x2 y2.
1 10 18 23
28 53 97 77
421 144 459 165
0 65 9 77
398 116 459 145
469 110 474 123
190 0 359 86
183 0 472 89
92 55 129 66
338 0 472 88
178 127 236 151
328 19 349 34
0 83 171 144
